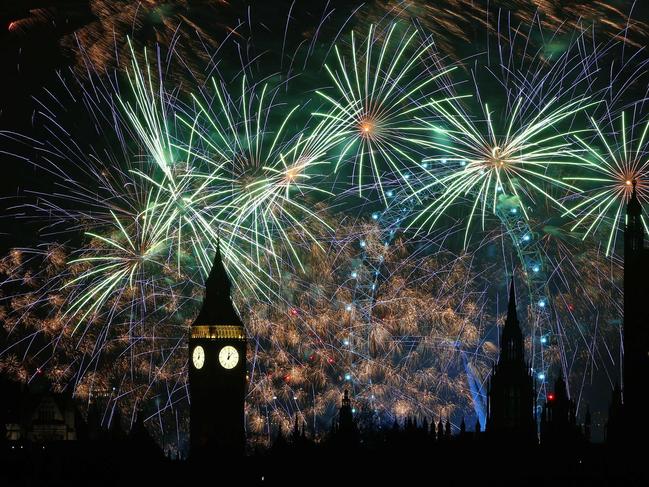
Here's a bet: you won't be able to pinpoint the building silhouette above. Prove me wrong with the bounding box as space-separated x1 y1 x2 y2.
540 376 582 446
188 241 247 457
486 278 537 443
338 390 353 429
1 248 646 484
606 383 624 444
2 190 649 484
617 181 649 438
0 378 78 442
328 389 359 448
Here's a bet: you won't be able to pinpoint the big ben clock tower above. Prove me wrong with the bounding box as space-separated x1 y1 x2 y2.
189 241 247 457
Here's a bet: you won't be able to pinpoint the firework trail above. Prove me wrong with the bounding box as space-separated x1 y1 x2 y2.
405 14 608 245
313 22 455 204
7 1 646 72
0 3 646 451
244 214 495 444
179 72 339 277
361 0 648 58
0 42 316 447
408 94 592 245
0 51 202 447
401 16 626 403
565 110 649 255
535 224 623 405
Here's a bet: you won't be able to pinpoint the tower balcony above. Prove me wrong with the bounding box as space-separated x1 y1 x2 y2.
191 325 246 340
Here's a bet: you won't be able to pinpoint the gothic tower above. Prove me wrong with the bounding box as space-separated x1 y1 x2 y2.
333 389 358 445
486 278 537 443
338 389 354 432
189 242 247 457
620 181 649 435
539 375 579 446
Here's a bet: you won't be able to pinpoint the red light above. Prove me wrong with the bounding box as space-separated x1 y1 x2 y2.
547 394 555 401
284 375 291 383
289 308 299 316
327 357 334 364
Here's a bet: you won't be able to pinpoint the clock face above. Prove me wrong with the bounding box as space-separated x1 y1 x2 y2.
218 345 239 369
192 345 205 369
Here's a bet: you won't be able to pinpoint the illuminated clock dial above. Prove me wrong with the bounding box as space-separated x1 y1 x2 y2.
218 345 239 369
192 345 205 369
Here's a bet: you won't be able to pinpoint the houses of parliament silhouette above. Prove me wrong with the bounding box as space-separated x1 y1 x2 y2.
177 183 649 482
1 187 648 485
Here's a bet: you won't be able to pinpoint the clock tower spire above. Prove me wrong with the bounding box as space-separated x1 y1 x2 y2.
189 240 247 457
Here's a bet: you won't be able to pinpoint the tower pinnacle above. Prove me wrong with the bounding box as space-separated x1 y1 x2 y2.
627 179 642 217
506 277 519 328
500 277 523 363
192 240 242 327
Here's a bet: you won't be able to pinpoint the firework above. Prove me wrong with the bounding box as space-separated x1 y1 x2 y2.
564 111 649 255
179 74 336 276
0 34 341 449
314 22 453 203
401 14 623 246
62 1 235 79
9 2 645 78
534 224 623 402
118 42 281 300
0 2 643 453
244 215 495 443
0 55 199 423
0 44 288 448
407 92 595 245
399 19 618 404
360 0 648 59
